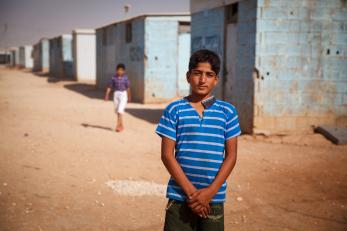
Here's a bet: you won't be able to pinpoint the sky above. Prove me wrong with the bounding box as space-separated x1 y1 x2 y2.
0 0 190 49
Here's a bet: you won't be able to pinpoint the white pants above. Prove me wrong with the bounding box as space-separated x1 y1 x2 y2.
113 91 127 114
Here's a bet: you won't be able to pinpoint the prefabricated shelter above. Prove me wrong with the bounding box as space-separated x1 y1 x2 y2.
18 45 33 69
191 0 347 134
0 50 10 65
96 13 191 103
9 48 19 67
32 38 50 72
72 29 96 82
49 34 74 79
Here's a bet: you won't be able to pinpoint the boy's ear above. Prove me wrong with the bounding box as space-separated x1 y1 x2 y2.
213 75 219 86
186 71 190 83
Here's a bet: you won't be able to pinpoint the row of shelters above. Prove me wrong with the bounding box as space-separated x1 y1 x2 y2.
4 0 346 135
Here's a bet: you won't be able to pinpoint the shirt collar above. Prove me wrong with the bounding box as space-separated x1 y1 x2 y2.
184 95 216 109
114 74 126 78
201 95 216 109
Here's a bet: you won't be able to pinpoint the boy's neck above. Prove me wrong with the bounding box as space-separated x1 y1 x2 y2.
187 93 213 103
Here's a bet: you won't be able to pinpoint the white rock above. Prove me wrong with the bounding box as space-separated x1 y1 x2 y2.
105 180 166 197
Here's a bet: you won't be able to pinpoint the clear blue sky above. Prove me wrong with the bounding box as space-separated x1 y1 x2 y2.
0 0 189 49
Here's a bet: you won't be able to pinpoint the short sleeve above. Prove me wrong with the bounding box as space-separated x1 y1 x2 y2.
225 107 241 140
126 78 130 89
107 78 113 88
155 107 177 141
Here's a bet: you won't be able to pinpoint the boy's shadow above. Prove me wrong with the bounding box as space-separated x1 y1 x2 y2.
81 123 113 131
126 108 163 124
64 83 104 100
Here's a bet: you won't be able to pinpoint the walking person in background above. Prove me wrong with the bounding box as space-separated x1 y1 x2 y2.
104 63 131 132
156 49 241 230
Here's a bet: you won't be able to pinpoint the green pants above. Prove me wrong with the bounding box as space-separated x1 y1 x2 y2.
164 200 224 231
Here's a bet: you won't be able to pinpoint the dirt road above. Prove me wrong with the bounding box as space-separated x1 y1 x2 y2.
0 67 346 231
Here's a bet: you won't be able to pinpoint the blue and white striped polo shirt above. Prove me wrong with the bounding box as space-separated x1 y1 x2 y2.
155 96 241 203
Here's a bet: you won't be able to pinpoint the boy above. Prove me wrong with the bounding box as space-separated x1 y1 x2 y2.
104 63 131 132
155 49 241 231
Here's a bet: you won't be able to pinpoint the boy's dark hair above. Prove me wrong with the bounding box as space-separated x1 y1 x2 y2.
116 63 125 70
188 49 221 75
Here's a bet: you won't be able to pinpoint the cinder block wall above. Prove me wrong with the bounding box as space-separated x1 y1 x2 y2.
144 16 191 103
96 18 145 103
191 7 226 99
191 0 256 133
254 0 347 134
96 15 190 103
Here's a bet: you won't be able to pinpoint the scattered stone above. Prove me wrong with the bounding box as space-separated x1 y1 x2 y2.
105 180 166 197
24 133 28 137
3 182 7 186
95 200 105 207
237 196 243 202
25 207 33 214
97 191 102 196
12 202 16 206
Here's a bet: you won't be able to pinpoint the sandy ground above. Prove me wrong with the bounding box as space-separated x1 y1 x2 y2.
0 67 346 231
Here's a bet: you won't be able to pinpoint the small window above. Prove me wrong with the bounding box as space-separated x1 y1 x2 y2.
226 2 238 24
126 22 132 43
178 21 191 34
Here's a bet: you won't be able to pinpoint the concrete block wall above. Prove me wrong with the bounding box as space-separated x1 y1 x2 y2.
96 15 190 103
190 0 256 133
96 18 145 102
144 16 191 103
254 0 347 134
191 7 225 99
227 0 257 134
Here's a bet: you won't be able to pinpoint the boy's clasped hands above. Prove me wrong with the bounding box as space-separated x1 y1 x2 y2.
187 187 215 218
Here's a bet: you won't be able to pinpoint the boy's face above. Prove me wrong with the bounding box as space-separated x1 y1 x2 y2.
116 68 125 76
186 62 218 96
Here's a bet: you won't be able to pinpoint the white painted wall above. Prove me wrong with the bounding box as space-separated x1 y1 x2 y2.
19 45 33 68
73 29 96 81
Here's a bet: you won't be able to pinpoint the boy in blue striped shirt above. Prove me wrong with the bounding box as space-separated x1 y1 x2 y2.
156 49 241 231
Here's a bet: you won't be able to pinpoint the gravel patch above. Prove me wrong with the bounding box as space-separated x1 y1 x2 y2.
105 180 166 197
